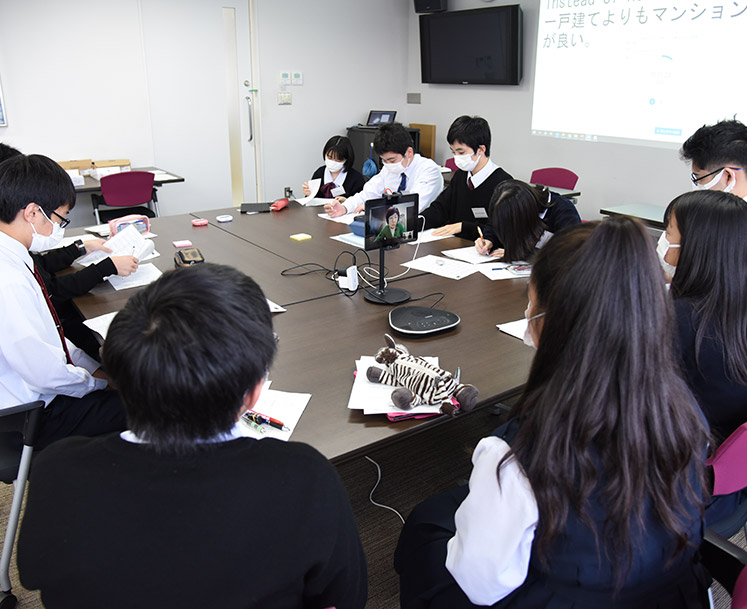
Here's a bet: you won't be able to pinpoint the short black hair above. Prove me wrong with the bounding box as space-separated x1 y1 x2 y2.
385 206 400 221
680 119 747 171
0 154 76 224
0 143 21 164
323 135 355 171
373 122 413 157
447 115 492 157
102 263 277 453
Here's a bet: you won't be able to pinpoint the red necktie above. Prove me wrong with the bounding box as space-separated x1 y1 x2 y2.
467 176 474 191
31 264 73 364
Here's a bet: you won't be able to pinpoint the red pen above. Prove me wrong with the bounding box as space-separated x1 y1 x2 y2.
248 410 289 431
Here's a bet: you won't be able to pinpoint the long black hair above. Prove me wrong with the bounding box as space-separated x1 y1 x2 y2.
501 218 708 586
488 180 551 262
667 190 747 384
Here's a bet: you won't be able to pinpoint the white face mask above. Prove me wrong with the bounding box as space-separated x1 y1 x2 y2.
453 151 481 173
656 232 679 278
382 158 405 174
29 208 65 252
325 158 345 173
523 303 546 349
692 167 736 193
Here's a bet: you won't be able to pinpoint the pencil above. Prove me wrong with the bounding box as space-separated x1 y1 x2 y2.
477 226 484 240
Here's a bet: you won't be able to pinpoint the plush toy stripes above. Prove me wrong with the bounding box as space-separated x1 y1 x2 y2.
366 334 478 416
377 354 458 407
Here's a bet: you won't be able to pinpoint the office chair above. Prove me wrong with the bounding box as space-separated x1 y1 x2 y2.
702 529 747 608
0 401 44 609
707 422 747 539
91 170 158 224
530 167 579 191
444 158 457 172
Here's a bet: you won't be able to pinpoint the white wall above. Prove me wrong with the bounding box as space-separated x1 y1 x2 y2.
253 0 410 200
0 0 695 227
404 0 694 221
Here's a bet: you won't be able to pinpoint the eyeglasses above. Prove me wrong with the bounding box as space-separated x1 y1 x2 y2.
690 166 742 185
50 210 71 228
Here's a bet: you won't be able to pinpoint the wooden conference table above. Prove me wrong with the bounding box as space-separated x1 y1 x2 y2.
73 204 534 462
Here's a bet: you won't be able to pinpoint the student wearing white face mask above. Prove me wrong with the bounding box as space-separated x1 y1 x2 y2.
0 143 138 359
419 115 513 240
0 154 126 449
681 119 747 199
663 190 747 445
302 135 365 199
324 122 443 217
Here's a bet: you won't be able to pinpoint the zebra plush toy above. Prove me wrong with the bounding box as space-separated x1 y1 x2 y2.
366 334 478 416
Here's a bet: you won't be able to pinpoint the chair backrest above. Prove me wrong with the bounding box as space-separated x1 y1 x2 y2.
706 422 747 496
444 157 457 172
530 167 579 190
100 171 155 207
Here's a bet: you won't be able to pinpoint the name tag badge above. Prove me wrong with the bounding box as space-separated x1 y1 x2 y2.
331 185 345 198
472 208 488 219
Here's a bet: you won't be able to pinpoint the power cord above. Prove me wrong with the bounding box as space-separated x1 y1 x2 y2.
364 456 405 524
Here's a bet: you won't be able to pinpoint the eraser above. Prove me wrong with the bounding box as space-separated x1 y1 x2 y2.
191 218 208 227
216 214 233 223
173 240 193 248
290 233 312 242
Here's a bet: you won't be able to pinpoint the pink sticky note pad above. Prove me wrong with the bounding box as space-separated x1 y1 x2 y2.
173 240 193 248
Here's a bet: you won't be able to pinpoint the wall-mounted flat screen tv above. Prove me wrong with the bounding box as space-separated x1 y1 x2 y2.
420 5 522 85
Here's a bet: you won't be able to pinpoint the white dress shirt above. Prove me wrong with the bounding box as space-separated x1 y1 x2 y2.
446 436 538 605
468 158 500 189
342 153 444 214
324 167 347 187
0 230 105 409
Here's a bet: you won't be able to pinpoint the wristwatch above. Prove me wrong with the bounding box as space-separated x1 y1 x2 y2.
73 239 87 257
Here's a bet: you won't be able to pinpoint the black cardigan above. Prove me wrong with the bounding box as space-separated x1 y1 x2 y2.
32 243 116 306
311 165 366 198
421 166 513 241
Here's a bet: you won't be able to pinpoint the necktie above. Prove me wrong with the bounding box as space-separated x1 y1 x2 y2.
31 264 73 364
398 173 407 193
467 176 474 191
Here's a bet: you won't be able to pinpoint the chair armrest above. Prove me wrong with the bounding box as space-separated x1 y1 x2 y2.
0 401 44 418
705 528 747 564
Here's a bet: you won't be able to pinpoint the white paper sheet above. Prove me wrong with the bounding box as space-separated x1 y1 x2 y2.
317 212 356 225
478 264 515 281
294 178 321 204
82 311 118 339
347 356 443 416
77 225 157 266
406 228 451 245
497 318 528 340
106 263 162 290
442 245 497 265
237 389 310 441
267 299 286 313
330 233 365 249
401 255 480 280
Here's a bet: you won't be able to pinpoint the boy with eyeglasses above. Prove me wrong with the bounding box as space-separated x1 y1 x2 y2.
0 153 126 448
681 119 747 198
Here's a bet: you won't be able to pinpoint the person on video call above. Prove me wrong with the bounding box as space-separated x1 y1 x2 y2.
374 206 405 241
